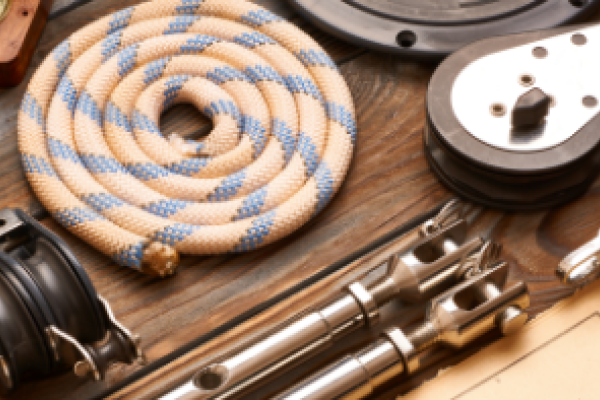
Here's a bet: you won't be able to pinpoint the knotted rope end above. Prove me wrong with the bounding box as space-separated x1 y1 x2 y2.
141 242 180 278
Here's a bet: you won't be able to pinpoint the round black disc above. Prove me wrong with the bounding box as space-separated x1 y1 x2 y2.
424 25 600 210
287 0 600 60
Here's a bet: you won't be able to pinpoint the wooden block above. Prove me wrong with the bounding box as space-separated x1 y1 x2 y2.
0 0 54 87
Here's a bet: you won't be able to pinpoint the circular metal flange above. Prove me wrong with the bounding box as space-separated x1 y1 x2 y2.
287 0 600 60
347 282 380 326
424 24 600 210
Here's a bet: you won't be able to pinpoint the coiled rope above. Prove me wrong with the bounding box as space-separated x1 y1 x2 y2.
18 0 356 277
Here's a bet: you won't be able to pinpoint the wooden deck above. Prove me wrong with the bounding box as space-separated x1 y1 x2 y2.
2 1 600 399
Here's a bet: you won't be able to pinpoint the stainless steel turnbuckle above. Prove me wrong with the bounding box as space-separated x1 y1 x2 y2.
277 245 530 399
162 200 489 399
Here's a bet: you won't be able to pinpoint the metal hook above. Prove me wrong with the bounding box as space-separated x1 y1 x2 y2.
557 229 600 286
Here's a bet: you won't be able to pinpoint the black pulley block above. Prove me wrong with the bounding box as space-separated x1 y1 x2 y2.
425 24 600 210
287 0 600 60
0 209 144 394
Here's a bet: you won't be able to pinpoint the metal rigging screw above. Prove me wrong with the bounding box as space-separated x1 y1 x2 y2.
161 201 484 399
276 244 530 400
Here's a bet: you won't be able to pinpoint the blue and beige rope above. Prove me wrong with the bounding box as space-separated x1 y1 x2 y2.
18 0 356 277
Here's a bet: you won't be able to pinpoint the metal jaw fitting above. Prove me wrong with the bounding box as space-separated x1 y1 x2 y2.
277 243 530 399
45 297 146 381
161 200 485 399
556 229 600 287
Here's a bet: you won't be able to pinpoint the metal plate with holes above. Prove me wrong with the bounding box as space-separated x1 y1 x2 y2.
425 24 600 210
287 0 600 60
453 25 600 152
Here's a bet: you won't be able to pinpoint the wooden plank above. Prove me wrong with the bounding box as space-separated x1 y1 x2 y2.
108 191 600 399
96 52 447 399
0 1 416 399
3 1 600 400
3 47 458 400
108 224 430 399
105 50 600 398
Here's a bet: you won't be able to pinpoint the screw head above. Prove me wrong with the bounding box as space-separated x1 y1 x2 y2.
499 306 528 336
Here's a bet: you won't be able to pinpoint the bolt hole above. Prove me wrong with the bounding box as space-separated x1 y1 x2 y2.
583 95 598 108
454 286 486 311
532 47 547 59
22 10 28 17
0 219 5 227
491 103 506 117
570 0 587 7
396 31 417 48
519 74 535 87
572 33 587 46
194 365 229 391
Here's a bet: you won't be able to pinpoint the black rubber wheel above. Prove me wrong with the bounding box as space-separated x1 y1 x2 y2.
287 0 600 60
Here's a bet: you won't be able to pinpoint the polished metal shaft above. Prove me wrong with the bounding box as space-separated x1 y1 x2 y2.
161 203 480 400
277 261 530 400
276 338 405 400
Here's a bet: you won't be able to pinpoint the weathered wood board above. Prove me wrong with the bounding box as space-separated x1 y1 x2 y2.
0 1 599 399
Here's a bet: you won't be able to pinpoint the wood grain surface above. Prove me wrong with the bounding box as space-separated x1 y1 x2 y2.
0 0 599 399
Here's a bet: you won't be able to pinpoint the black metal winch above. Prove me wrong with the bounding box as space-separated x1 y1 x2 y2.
425 24 600 210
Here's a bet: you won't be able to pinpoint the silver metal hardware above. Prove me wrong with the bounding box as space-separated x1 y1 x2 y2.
418 199 462 237
46 326 101 381
347 282 379 326
46 296 145 381
556 229 600 286
161 201 484 399
452 25 600 152
277 258 530 400
99 296 146 366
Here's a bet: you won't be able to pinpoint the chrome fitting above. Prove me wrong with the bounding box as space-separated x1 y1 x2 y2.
161 200 485 400
557 229 600 286
277 254 530 400
389 261 529 373
45 296 145 381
